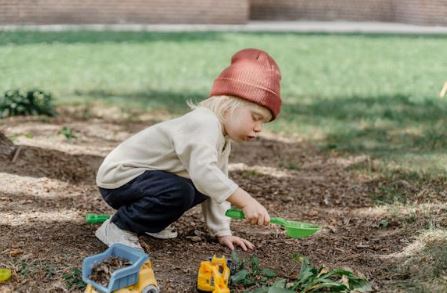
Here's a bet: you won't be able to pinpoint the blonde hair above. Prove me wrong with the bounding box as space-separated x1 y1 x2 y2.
188 95 272 122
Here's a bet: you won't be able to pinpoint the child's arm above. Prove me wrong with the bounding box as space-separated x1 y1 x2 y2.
201 187 269 251
216 188 269 250
227 187 270 225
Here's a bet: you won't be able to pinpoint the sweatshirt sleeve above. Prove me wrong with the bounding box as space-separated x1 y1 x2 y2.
201 200 232 237
172 117 238 204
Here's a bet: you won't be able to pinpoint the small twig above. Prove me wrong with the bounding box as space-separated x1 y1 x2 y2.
440 81 447 98
11 145 22 163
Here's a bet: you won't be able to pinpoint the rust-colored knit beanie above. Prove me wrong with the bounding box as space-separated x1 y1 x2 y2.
209 48 282 120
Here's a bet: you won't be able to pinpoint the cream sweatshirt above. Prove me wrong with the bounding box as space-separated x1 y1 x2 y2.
96 107 238 237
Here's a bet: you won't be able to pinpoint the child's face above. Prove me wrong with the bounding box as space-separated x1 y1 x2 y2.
223 106 270 142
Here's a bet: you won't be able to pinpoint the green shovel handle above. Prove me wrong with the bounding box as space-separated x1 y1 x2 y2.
85 213 110 224
225 208 245 219
225 208 287 226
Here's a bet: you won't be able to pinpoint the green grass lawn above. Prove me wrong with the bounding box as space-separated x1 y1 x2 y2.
1 30 446 175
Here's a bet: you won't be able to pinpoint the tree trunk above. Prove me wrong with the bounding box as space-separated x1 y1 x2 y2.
0 131 16 156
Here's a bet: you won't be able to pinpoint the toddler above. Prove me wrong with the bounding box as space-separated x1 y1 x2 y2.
95 48 282 251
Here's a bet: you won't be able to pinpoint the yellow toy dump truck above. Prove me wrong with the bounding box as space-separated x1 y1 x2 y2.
197 256 231 293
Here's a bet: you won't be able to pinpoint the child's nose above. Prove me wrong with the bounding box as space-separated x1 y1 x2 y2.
254 123 263 132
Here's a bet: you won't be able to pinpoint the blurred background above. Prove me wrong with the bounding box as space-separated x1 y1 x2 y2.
0 0 446 26
1 0 446 173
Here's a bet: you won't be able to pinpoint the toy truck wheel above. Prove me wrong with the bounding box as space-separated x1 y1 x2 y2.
142 284 160 293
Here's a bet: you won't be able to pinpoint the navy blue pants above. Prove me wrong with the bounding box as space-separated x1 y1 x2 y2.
99 170 209 235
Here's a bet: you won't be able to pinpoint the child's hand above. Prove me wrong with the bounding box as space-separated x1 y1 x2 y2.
242 199 270 225
227 187 270 225
217 235 255 251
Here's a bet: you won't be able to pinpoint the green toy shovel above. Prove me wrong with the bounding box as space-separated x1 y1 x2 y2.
225 208 320 239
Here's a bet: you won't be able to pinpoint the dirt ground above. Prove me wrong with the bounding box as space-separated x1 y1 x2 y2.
0 106 445 292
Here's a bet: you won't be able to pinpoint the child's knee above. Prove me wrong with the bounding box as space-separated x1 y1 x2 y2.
174 180 196 209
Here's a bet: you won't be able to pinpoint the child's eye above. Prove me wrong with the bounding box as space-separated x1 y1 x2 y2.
252 114 262 121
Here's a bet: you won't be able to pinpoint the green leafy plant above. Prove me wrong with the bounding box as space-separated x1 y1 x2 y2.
230 252 372 293
287 256 372 292
279 161 300 171
378 219 389 229
0 89 56 118
17 260 36 277
63 267 85 290
59 126 77 141
230 251 277 289
241 170 262 178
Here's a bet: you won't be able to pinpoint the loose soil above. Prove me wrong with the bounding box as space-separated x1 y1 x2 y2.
0 106 445 292
89 256 131 288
